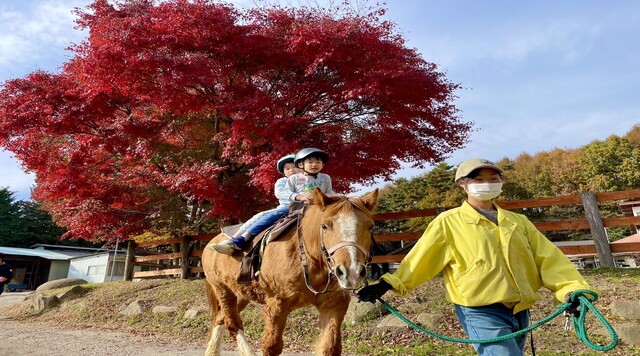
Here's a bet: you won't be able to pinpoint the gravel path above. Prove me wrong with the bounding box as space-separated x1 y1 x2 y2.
0 291 211 356
0 319 207 356
0 292 310 356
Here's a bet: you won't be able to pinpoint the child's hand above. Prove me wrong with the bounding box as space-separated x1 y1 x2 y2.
299 195 313 204
0 277 7 283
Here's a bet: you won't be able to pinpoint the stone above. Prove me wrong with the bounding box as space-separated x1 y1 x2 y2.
31 294 60 312
184 307 209 319
119 300 144 316
609 300 640 320
152 305 178 314
36 278 88 292
612 323 640 346
416 312 443 330
57 285 86 302
374 314 409 336
344 298 388 326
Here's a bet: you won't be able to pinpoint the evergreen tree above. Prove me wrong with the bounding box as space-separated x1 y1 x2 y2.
12 201 67 247
0 187 97 248
0 187 19 245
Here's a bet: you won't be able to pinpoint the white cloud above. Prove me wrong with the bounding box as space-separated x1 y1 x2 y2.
0 150 35 201
0 1 89 200
0 1 89 72
494 20 600 63
417 16 602 72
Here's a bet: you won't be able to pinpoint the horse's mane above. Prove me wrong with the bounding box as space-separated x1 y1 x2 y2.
306 195 374 222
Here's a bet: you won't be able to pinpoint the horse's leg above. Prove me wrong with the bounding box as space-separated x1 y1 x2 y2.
235 297 255 356
209 303 253 356
260 298 292 356
215 287 256 356
315 293 350 356
205 322 226 356
204 279 224 356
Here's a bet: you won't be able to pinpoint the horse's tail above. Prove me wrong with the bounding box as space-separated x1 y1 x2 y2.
205 278 219 340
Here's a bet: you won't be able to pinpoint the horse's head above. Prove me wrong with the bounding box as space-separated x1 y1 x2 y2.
304 188 379 291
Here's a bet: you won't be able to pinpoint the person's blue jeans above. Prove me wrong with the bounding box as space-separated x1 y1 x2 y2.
454 304 530 356
246 206 290 236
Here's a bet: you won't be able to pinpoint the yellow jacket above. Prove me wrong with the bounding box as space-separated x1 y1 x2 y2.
381 201 594 314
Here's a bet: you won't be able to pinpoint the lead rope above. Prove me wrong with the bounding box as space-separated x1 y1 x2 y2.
379 289 618 351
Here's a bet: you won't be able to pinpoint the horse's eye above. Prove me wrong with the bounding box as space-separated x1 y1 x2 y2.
321 224 330 231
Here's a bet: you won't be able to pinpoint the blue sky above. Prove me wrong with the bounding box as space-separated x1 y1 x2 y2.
1 1 639 200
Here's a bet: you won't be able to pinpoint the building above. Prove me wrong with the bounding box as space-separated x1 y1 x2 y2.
556 234 640 269
0 244 129 290
67 252 129 283
619 201 640 234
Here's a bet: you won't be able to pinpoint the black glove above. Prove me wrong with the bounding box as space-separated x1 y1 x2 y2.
357 280 392 303
564 291 584 317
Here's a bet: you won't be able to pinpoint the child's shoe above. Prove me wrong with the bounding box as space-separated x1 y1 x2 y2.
212 236 246 255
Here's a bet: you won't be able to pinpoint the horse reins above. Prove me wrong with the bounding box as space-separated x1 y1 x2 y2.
296 207 333 295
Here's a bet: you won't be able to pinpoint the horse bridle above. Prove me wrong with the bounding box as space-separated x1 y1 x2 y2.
295 205 372 296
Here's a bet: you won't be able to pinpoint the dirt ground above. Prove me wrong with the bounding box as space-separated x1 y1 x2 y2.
0 292 209 356
0 291 311 356
0 319 207 356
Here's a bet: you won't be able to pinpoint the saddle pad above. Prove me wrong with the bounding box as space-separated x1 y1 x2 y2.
220 224 242 238
236 207 304 284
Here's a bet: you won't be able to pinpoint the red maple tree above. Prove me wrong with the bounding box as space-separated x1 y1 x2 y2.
0 0 471 241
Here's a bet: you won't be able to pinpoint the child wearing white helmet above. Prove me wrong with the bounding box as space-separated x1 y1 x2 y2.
284 147 335 204
213 154 301 255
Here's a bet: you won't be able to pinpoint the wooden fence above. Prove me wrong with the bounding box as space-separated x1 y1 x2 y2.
124 189 640 280
124 234 215 280
371 189 640 266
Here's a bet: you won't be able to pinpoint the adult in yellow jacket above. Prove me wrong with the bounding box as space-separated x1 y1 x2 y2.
357 158 595 356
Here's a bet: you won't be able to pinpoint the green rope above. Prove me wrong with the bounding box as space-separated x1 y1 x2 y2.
379 289 618 351
568 290 619 351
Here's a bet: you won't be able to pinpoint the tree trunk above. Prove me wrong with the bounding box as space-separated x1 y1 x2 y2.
124 241 136 281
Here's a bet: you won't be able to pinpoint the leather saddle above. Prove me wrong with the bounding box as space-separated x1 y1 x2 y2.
233 203 305 285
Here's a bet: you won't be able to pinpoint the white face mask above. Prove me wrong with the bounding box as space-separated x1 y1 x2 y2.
465 182 503 201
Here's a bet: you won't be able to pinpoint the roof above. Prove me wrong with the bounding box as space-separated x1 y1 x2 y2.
30 244 124 254
618 201 640 216
554 240 595 247
612 233 640 244
0 246 92 260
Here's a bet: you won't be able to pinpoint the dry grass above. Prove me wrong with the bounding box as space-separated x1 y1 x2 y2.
3 268 640 355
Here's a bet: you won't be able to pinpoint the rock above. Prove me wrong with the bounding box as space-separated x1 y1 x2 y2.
374 314 409 336
119 300 144 316
344 298 387 326
32 294 60 312
36 278 88 292
57 285 86 302
184 307 209 319
152 306 178 314
612 323 640 346
609 300 640 320
416 312 443 329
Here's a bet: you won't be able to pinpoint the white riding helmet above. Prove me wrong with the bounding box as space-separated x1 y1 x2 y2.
293 148 329 167
276 154 296 175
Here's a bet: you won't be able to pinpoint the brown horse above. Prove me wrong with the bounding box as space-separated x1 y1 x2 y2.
202 188 379 356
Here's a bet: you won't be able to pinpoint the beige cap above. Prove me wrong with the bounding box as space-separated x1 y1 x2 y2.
455 158 503 181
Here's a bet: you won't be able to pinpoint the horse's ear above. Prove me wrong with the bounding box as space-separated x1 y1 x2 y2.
313 187 329 210
360 189 379 212
313 187 340 210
